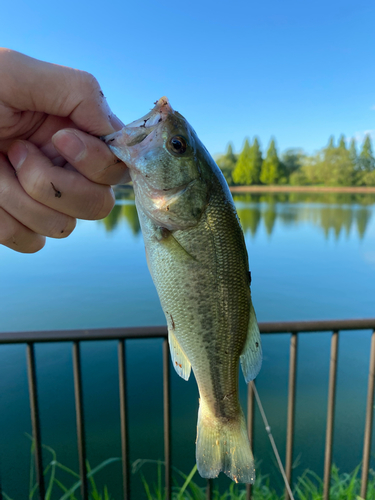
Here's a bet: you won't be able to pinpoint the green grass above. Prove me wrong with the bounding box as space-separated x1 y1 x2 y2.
3 436 120 500
3 439 375 500
133 459 375 500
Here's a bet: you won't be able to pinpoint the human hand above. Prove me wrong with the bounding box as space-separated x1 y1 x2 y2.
0 48 129 253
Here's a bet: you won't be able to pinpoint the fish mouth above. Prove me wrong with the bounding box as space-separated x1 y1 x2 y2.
127 96 173 130
103 97 173 151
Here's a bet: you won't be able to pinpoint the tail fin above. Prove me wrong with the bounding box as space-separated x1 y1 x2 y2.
196 399 255 483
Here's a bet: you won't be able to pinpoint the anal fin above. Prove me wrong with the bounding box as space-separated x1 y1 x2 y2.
240 301 262 383
168 328 191 381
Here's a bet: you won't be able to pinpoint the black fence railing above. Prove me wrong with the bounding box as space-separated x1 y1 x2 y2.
1 318 375 500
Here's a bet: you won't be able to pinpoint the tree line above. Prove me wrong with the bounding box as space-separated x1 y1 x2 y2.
102 192 373 240
215 134 375 187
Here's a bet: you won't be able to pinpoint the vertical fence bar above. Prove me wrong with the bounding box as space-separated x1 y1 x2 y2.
246 380 255 500
285 332 298 500
206 479 213 499
27 343 45 500
323 331 339 500
118 340 130 500
73 341 88 500
163 340 171 500
360 329 375 499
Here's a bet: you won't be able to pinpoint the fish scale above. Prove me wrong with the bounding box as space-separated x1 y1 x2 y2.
104 97 262 483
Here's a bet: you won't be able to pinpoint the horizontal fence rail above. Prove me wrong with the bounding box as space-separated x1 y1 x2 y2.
1 318 375 345
0 318 375 500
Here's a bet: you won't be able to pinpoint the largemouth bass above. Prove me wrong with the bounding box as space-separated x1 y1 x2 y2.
104 97 262 483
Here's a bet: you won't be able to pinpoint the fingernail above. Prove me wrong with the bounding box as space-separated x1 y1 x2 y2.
9 141 28 170
52 130 86 161
109 113 125 132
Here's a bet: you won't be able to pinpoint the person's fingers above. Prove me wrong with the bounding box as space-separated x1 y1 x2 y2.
52 128 130 185
0 207 45 253
0 48 121 136
0 153 76 237
7 141 115 220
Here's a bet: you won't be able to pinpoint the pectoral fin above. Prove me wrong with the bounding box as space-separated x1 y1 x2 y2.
240 302 262 383
156 228 197 262
168 328 191 381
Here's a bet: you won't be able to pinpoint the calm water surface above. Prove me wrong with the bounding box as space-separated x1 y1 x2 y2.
0 192 374 498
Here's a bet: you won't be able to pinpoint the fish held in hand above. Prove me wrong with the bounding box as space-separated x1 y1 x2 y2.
104 97 262 483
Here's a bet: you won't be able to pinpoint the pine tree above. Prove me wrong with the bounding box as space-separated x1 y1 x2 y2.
327 136 335 149
223 143 237 166
359 135 375 186
232 138 252 185
216 142 237 185
247 137 263 184
349 138 359 184
338 134 347 150
260 139 281 185
359 135 375 172
349 138 357 166
321 139 355 186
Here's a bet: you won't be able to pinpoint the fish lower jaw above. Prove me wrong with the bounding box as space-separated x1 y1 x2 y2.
132 173 194 198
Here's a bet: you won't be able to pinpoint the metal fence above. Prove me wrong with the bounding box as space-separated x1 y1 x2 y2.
0 318 375 500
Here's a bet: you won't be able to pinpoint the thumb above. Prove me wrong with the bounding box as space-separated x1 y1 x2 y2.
0 48 122 136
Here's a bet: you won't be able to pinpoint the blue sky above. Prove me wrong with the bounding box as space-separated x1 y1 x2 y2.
2 0 374 157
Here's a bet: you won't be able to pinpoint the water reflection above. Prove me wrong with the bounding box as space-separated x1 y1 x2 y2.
99 190 375 240
101 203 140 235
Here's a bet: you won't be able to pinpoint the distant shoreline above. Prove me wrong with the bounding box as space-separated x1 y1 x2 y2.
229 185 375 193
114 184 375 194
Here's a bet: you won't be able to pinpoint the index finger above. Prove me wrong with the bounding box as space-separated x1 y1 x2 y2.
0 48 120 136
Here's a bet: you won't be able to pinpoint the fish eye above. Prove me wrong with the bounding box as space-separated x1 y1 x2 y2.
169 136 187 155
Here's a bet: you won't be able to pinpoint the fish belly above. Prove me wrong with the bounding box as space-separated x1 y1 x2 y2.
138 183 256 482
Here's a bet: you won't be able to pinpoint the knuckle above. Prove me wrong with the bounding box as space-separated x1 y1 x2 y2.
0 178 11 201
0 211 45 253
79 70 101 94
25 169 45 201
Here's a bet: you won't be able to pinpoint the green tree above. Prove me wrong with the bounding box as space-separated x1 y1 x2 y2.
333 148 356 186
248 137 263 184
359 135 375 171
349 138 357 167
327 135 335 149
232 138 252 185
313 135 355 186
260 139 282 185
358 135 375 185
281 149 305 183
349 138 360 184
338 134 347 150
216 143 237 185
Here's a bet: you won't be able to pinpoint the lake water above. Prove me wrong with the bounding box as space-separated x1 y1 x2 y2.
0 191 375 499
